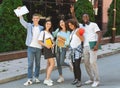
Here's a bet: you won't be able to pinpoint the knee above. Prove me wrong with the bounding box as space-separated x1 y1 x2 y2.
28 63 33 69
50 62 55 68
60 61 64 66
90 60 97 66
74 63 80 68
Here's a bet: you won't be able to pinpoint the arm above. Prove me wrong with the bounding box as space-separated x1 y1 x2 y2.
52 28 59 38
93 31 101 51
76 29 84 42
38 31 52 49
17 6 28 29
70 5 79 24
19 16 28 29
38 39 52 49
65 31 70 47
38 40 46 47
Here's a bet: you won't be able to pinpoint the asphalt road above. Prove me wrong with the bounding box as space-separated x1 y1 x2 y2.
0 53 120 88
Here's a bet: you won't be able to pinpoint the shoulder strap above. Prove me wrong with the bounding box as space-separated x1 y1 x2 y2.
70 30 76 42
43 31 45 43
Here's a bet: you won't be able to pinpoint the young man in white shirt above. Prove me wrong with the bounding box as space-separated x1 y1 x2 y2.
19 12 43 86
81 14 101 87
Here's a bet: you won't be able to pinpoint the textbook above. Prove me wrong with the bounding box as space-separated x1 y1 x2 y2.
45 38 53 46
57 36 66 47
14 6 29 17
89 41 101 49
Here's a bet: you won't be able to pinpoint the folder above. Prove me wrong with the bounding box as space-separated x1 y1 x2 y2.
14 6 29 17
89 41 101 49
45 38 53 46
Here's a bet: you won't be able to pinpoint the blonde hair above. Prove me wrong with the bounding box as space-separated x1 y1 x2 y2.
32 13 41 18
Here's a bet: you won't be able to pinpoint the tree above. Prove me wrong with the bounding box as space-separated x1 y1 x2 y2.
104 0 120 37
74 0 95 23
0 0 26 52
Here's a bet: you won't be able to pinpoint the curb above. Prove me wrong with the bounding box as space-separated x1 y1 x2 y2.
0 50 120 84
0 67 58 84
98 49 120 59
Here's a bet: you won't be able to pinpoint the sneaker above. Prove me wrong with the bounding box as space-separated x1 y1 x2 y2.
57 76 64 83
24 79 32 86
71 79 78 85
91 81 99 87
43 79 53 86
85 80 93 85
49 79 53 83
76 81 82 87
33 78 40 83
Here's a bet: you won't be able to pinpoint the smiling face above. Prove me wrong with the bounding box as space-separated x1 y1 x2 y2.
68 22 75 30
32 16 40 24
45 21 52 31
60 20 65 28
82 14 89 23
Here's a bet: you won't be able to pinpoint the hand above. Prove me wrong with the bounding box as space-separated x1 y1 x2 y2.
17 6 23 17
57 36 65 42
70 5 75 14
17 6 21 9
93 45 98 51
46 45 51 49
58 37 64 42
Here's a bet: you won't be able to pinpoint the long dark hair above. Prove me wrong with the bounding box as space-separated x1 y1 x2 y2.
67 19 79 29
58 19 69 32
44 20 53 33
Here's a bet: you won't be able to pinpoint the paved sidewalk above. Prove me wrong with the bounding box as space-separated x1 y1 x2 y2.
0 43 120 84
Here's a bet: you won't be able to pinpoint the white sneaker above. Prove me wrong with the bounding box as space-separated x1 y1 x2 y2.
57 76 64 83
33 78 40 83
24 79 32 86
43 79 53 86
49 79 53 83
85 80 93 85
92 81 99 87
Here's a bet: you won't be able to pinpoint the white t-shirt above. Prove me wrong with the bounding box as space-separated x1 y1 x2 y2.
79 22 100 47
29 26 42 49
38 31 54 44
70 28 82 48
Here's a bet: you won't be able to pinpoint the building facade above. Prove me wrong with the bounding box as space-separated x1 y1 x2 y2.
102 0 112 33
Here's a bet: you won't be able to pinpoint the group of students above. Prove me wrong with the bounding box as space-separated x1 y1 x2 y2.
18 5 101 87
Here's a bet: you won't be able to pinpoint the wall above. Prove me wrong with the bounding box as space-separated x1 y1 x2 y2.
102 0 112 34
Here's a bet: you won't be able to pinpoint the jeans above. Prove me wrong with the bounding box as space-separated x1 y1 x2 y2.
56 47 69 75
27 46 42 79
83 46 99 81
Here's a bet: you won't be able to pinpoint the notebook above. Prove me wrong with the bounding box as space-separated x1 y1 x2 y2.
14 6 29 17
45 38 53 46
89 41 101 49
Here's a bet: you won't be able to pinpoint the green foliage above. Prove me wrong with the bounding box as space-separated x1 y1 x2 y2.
74 0 95 23
0 0 26 52
104 0 120 37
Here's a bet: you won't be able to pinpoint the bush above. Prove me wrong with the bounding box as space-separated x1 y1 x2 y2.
0 0 26 52
74 0 95 23
104 0 120 37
